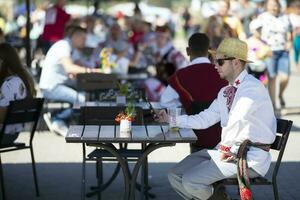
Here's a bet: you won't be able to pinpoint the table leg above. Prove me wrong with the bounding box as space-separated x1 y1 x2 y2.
129 143 175 200
89 143 131 200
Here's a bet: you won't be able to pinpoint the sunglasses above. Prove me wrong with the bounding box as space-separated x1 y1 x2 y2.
215 57 235 66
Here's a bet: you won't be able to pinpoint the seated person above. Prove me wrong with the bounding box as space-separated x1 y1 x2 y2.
0 43 36 144
159 38 276 200
154 25 188 85
110 40 130 75
160 33 227 152
39 26 98 136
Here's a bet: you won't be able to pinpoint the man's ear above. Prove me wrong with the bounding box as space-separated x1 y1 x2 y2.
233 59 242 69
186 47 190 56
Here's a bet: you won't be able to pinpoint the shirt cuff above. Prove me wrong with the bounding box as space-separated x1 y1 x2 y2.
175 115 188 128
230 144 240 155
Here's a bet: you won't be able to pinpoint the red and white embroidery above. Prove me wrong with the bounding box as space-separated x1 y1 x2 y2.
223 86 237 111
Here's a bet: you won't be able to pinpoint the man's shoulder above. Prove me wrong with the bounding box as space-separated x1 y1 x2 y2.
177 63 222 79
178 63 215 73
53 39 70 47
242 74 266 91
47 39 71 55
174 63 226 87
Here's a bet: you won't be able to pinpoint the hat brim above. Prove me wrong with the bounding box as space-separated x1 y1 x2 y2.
208 49 253 63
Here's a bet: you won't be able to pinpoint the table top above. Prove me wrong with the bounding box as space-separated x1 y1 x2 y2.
73 101 164 110
117 73 148 80
65 124 197 143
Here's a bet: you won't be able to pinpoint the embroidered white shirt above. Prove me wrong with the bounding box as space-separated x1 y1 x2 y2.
0 76 27 134
176 70 276 176
160 57 211 108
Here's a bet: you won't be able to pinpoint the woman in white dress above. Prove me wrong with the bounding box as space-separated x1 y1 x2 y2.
0 43 36 144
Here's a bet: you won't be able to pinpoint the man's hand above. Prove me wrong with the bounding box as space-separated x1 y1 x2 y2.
220 151 237 162
155 109 168 123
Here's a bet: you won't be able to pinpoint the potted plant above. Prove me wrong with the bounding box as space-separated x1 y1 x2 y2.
116 82 129 105
115 103 136 133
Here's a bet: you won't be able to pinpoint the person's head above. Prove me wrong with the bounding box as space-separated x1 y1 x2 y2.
56 0 67 7
155 25 171 48
186 33 210 61
266 0 281 16
110 23 122 40
85 15 96 32
142 21 152 33
218 0 231 16
112 40 128 57
290 1 300 15
0 43 36 97
214 38 251 83
69 26 87 49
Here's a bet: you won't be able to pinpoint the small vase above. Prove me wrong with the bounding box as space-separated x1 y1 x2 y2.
116 95 126 105
120 119 131 133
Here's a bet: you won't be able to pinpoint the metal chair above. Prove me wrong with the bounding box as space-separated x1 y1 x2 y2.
223 118 293 200
76 73 117 101
79 106 154 200
0 98 44 200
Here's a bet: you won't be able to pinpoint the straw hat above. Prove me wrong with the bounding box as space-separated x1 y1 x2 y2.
214 38 252 63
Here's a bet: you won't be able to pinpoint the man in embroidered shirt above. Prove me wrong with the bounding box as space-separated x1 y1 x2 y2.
160 33 227 152
159 38 276 200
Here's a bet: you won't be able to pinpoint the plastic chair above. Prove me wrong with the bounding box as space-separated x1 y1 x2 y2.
223 118 293 200
0 98 44 200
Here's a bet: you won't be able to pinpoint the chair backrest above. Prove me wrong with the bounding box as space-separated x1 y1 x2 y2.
0 98 44 143
76 73 118 91
79 106 144 125
271 118 293 179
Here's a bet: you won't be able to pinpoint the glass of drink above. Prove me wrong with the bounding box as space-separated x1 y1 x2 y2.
167 107 181 132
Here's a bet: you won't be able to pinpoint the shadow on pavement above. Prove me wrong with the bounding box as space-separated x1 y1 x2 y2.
1 162 300 200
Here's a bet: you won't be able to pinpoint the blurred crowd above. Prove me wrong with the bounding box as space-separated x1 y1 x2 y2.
0 0 299 109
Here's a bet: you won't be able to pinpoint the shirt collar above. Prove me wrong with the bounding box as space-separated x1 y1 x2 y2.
190 57 211 65
231 69 248 88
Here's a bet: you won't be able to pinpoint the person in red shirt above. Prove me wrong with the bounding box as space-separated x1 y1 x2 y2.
160 33 227 152
41 0 70 54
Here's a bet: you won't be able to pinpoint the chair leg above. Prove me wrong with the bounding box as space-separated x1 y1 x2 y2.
142 156 149 200
142 143 149 200
96 158 103 200
30 146 40 196
82 144 86 200
272 180 280 200
140 159 145 200
0 155 6 200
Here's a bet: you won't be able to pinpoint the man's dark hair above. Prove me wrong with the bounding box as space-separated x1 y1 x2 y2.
188 33 210 56
65 25 87 38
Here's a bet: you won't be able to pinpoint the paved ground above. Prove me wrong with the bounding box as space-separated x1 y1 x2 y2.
2 60 300 200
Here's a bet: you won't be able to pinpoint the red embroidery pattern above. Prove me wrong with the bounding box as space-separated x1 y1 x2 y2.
219 145 231 152
235 79 241 86
223 86 237 111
